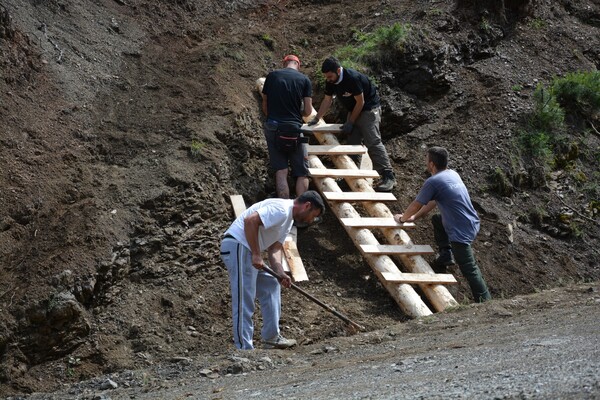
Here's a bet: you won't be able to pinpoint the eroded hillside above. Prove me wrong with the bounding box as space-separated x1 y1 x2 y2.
0 0 599 395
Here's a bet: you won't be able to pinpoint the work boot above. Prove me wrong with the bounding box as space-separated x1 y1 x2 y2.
262 334 297 349
375 170 396 192
432 247 455 273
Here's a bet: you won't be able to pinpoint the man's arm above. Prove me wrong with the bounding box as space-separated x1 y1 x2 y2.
267 241 292 288
302 97 313 118
261 94 268 116
394 200 437 223
314 94 333 120
348 93 365 124
244 212 265 269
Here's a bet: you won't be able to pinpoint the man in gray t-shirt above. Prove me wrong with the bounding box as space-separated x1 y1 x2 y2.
394 147 491 303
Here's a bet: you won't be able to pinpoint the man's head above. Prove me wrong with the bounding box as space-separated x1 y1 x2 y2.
283 54 301 69
293 190 325 225
321 56 342 84
426 146 449 174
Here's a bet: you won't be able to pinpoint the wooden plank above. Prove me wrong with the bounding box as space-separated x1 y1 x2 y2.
341 217 416 229
283 226 308 282
323 192 396 202
360 152 374 185
309 168 379 178
360 244 434 256
381 272 457 285
307 145 368 155
230 195 247 218
301 123 343 133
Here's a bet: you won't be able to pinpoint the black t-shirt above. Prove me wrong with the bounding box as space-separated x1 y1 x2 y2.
324 68 380 112
262 68 312 125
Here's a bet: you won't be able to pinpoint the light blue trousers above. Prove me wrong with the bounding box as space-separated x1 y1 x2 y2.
220 237 281 350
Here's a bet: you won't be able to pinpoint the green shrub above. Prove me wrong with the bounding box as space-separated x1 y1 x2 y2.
333 23 412 70
528 84 565 132
551 71 600 120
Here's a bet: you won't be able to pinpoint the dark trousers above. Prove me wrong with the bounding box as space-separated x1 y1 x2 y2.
432 214 491 303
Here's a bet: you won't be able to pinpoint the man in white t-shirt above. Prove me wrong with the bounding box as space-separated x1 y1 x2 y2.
220 190 324 350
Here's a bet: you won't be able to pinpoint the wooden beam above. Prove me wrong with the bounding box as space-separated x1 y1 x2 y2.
309 168 380 178
230 195 247 218
307 145 368 155
341 217 416 229
360 244 434 256
283 226 308 282
381 272 457 285
323 192 396 202
301 123 343 133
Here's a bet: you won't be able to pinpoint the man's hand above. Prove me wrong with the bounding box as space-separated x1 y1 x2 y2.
251 253 264 270
394 213 415 224
279 275 292 288
341 121 353 134
308 116 320 126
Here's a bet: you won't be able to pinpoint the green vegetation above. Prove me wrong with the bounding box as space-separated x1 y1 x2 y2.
516 71 600 170
480 17 491 32
261 33 275 50
190 140 206 158
528 18 547 30
333 23 412 71
511 84 523 92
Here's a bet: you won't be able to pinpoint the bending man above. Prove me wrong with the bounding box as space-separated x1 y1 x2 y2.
220 190 324 349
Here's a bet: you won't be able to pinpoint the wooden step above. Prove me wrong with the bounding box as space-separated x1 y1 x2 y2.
381 271 457 285
309 168 379 178
301 123 343 133
307 145 368 155
323 192 396 202
360 244 434 256
340 217 416 229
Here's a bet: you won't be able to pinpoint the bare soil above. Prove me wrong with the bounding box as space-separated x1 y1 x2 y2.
0 0 599 397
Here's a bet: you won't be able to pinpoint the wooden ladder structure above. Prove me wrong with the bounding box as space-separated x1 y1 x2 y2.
303 123 459 317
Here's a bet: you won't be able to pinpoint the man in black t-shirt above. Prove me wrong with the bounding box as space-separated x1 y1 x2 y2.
262 55 314 199
310 57 396 192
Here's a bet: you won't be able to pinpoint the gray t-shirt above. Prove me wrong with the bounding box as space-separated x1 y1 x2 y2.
225 198 294 251
415 169 480 244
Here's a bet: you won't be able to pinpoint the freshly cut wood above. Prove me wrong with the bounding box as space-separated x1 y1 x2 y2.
309 168 379 178
283 226 308 282
301 123 343 133
360 244 434 256
341 217 416 229
230 195 247 218
308 157 432 318
323 192 396 202
307 145 368 155
381 272 457 284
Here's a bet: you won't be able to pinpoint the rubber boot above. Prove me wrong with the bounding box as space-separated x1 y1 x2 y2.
432 247 455 273
375 170 396 192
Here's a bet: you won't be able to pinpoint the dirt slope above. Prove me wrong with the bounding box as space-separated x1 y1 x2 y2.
0 0 599 396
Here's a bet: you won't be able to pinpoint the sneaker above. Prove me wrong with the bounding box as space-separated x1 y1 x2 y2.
262 334 297 349
375 171 396 192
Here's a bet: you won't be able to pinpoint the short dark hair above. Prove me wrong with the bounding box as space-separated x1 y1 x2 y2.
296 190 325 215
321 57 341 73
427 146 449 170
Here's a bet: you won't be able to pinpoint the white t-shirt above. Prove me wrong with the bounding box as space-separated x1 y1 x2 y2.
225 198 294 251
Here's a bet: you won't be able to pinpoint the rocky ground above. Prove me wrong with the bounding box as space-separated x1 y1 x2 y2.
0 0 599 397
